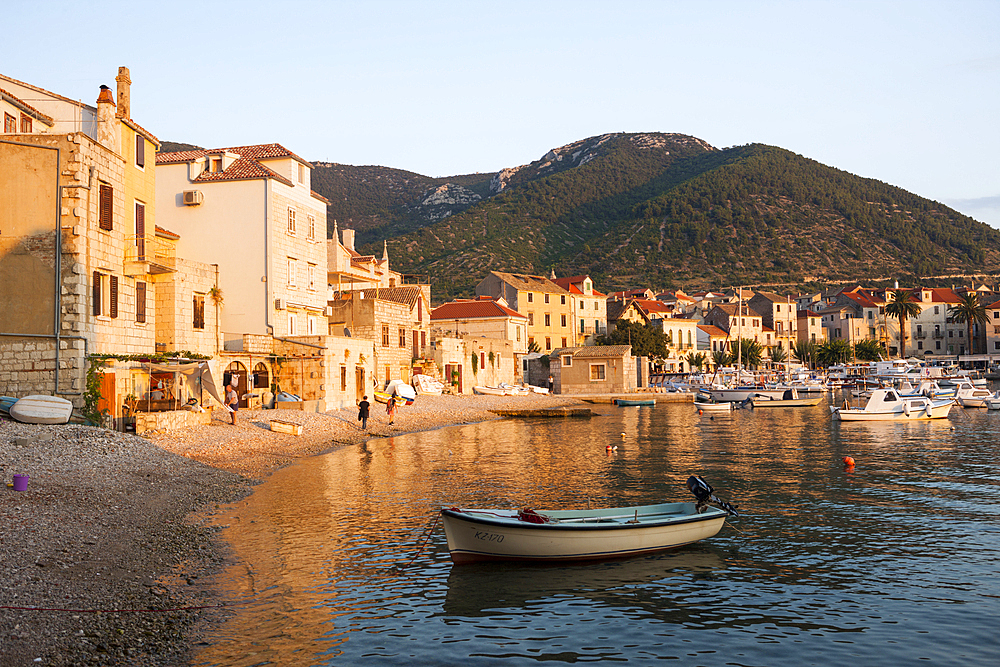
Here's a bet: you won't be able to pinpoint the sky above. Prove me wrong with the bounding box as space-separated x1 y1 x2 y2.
5 0 999 227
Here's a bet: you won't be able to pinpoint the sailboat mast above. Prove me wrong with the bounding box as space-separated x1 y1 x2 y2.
737 286 743 381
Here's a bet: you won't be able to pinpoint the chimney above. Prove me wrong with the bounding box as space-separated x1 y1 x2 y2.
115 66 131 119
342 228 355 251
96 85 120 154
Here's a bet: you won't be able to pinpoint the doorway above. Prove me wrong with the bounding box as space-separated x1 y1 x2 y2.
224 361 249 408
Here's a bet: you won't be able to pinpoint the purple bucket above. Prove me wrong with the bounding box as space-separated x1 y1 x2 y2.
12 474 29 492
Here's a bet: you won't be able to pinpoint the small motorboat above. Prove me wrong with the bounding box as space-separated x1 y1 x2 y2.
694 393 732 412
613 398 656 406
953 378 997 408
440 476 738 564
831 388 953 421
749 389 824 408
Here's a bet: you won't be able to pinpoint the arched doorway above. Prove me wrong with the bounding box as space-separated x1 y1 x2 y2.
252 362 270 391
224 361 248 408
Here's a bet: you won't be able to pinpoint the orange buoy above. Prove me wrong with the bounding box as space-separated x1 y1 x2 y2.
843 456 855 467
698 409 703 415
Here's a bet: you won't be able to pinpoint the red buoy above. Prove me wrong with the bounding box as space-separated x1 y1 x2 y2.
843 456 855 467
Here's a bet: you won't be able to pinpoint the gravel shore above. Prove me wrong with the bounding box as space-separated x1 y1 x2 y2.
0 393 581 666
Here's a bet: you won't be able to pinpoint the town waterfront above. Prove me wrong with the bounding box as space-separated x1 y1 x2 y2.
194 398 1000 666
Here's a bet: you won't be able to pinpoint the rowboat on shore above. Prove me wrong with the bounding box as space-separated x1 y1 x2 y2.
440 476 738 564
473 385 507 396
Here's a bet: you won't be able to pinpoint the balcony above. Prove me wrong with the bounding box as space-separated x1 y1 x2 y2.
124 234 177 275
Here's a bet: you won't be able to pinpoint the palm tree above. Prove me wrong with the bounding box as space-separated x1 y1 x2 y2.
711 350 733 369
883 288 923 358
853 338 886 361
737 338 764 369
685 351 708 372
791 340 817 369
817 339 853 367
948 291 989 355
770 345 788 366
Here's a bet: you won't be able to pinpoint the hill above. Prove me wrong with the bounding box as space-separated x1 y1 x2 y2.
313 132 1000 300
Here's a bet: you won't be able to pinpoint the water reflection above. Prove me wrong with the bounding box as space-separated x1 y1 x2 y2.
195 402 1000 667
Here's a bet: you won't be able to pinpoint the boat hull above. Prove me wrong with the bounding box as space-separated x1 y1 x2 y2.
750 396 824 408
694 401 732 412
613 398 655 406
707 387 787 402
832 402 953 421
441 502 727 564
9 395 73 424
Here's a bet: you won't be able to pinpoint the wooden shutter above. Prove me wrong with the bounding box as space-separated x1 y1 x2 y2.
99 184 113 230
135 203 145 260
135 136 145 167
109 275 118 318
93 271 101 316
136 281 146 323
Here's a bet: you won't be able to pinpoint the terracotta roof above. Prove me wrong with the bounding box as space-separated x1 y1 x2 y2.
431 299 527 321
712 303 762 318
155 143 313 187
361 286 421 307
633 299 674 315
191 156 294 187
0 87 54 125
154 225 179 240
698 324 728 337
121 116 160 148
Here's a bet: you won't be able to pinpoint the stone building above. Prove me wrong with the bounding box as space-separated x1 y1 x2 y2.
475 271 574 353
430 296 529 354
156 143 330 345
0 68 166 405
550 345 635 394
552 275 607 346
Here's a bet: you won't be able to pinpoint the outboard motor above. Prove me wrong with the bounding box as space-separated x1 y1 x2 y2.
687 475 740 516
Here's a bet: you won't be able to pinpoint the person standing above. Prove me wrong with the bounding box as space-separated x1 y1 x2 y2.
386 390 397 425
226 384 239 425
357 395 371 430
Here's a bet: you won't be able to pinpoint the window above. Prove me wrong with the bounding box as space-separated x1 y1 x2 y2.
561 314 567 328
580 319 585 333
515 327 520 342
210 157 222 172
580 300 584 309
562 355 573 367
590 364 607 381
528 312 534 325
560 295 566 305
528 336 534 348
341 366 348 392
307 215 316 240
298 163 306 184
545 313 551 327
99 183 113 230
544 294 550 304
135 135 145 168
527 293 533 303
136 282 146 323
288 312 297 335
3 113 15 133
135 202 146 259
92 272 118 318
545 337 551 350
561 337 567 347
308 264 316 290
934 306 940 315
594 302 599 310
287 208 296 234
19 113 31 133
193 293 205 329
382 325 390 347
399 327 406 347
480 352 486 370
287 258 297 287
308 316 316 335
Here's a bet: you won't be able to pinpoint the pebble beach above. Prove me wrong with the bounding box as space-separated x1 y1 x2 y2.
0 393 581 666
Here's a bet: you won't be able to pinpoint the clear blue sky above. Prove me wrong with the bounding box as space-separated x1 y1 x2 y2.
5 0 999 227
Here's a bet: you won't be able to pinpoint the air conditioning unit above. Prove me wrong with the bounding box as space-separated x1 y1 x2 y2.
274 298 287 310
182 190 204 206
323 306 334 317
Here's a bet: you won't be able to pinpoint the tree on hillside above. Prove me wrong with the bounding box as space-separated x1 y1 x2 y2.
597 320 668 360
948 292 989 355
883 288 923 358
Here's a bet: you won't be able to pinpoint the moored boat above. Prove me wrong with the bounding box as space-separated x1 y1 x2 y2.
440 476 738 564
749 389 824 408
706 386 788 402
613 398 655 407
831 388 953 421
473 385 507 396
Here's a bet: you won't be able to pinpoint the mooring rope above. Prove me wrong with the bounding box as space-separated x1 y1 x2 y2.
401 511 442 567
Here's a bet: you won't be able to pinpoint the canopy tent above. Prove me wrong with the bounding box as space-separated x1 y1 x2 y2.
139 361 225 410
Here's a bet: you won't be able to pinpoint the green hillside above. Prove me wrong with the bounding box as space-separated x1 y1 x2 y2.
309 133 1000 301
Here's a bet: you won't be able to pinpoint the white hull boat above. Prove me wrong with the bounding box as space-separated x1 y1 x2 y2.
441 477 738 564
473 385 507 396
694 400 733 412
706 386 788 402
831 388 953 421
953 379 996 408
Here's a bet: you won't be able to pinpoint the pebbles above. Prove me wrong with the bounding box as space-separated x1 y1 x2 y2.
0 392 579 665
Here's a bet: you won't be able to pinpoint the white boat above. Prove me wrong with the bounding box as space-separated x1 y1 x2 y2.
694 400 733 412
831 388 954 421
412 374 444 396
9 395 74 425
472 385 507 396
986 397 1000 410
529 385 550 395
499 383 530 396
750 389 824 408
706 386 788 402
953 378 997 408
440 477 738 564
